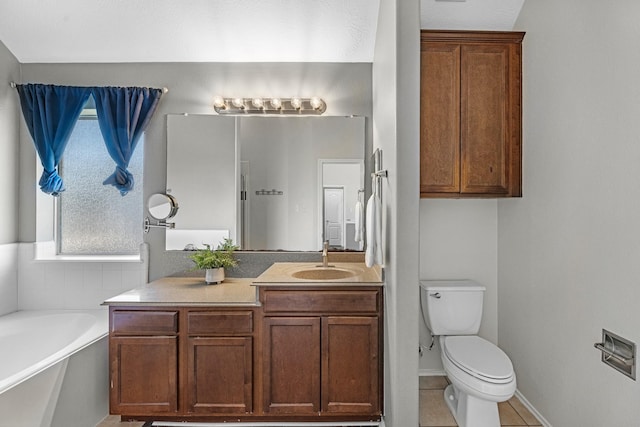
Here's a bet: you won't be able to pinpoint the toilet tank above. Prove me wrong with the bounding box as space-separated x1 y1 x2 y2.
419 280 485 335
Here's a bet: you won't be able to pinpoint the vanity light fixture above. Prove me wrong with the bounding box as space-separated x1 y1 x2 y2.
290 97 302 110
213 96 326 115
213 95 226 110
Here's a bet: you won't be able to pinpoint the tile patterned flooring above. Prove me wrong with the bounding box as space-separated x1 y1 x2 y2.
98 376 543 427
419 376 542 427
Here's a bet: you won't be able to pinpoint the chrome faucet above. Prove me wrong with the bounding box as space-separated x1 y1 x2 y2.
322 240 329 268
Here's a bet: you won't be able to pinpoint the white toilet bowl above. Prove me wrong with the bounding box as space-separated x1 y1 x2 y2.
419 280 516 427
440 335 516 427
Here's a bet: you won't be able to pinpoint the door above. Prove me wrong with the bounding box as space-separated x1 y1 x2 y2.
321 316 380 414
460 44 510 194
110 336 178 415
420 43 461 194
323 187 344 248
263 317 321 414
187 337 253 414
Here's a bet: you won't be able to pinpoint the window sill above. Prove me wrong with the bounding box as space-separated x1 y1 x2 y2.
33 241 143 263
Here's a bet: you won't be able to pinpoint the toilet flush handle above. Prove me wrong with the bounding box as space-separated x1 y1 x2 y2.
430 292 441 299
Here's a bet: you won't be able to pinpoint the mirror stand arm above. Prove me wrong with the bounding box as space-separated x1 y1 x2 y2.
144 217 176 233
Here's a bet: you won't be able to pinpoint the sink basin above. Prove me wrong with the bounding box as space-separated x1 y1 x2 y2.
291 268 358 280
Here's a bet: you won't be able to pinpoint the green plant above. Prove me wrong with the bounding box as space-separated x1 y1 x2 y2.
189 238 239 270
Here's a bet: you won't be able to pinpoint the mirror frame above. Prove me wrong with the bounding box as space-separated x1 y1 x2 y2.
147 193 179 221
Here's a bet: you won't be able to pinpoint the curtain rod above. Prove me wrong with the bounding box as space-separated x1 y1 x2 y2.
9 82 168 93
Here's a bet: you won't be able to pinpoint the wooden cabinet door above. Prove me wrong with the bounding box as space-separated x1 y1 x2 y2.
110 336 178 415
187 336 252 414
460 44 511 195
421 42 461 194
263 317 321 414
321 316 380 414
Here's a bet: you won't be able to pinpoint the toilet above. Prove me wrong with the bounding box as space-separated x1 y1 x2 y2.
420 280 516 427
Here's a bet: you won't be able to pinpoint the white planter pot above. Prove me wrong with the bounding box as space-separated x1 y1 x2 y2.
205 268 225 284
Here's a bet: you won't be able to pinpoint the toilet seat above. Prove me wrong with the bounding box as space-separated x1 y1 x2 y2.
442 336 514 384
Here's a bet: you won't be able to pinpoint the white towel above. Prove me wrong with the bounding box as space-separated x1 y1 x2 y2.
365 194 375 267
354 200 364 244
365 192 382 267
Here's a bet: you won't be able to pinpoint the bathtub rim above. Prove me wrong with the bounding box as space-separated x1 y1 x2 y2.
0 309 108 395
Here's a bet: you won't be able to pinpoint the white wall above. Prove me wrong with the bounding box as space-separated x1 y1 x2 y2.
499 1 640 425
0 41 20 315
373 0 421 426
19 62 372 281
419 199 498 372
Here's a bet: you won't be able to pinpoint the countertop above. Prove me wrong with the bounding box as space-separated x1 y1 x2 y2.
252 262 383 286
102 277 258 307
103 262 384 307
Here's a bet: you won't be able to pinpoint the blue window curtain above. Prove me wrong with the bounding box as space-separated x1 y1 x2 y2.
16 84 92 195
92 86 163 196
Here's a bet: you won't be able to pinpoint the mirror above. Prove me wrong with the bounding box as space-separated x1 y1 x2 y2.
144 193 179 234
148 193 179 220
166 115 366 252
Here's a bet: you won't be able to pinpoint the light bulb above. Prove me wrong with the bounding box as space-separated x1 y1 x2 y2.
270 98 282 109
290 97 302 109
232 98 245 108
252 98 264 109
213 95 226 109
310 96 323 110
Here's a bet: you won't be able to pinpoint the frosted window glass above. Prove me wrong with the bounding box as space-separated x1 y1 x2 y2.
58 118 143 255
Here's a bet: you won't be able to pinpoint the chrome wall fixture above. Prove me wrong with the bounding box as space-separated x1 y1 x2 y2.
594 329 636 380
213 96 326 115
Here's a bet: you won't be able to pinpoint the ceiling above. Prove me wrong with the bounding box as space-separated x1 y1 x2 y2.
0 0 524 64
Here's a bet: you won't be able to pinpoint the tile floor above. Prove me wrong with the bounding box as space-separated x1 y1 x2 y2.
419 376 542 427
99 376 543 427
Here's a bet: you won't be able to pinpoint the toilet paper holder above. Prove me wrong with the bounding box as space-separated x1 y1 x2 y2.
594 329 636 380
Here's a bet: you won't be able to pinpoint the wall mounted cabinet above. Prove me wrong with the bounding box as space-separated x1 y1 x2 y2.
420 30 525 198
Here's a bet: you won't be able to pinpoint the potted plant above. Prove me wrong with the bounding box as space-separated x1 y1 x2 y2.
189 238 238 284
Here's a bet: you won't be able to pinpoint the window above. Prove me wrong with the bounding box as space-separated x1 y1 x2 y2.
57 106 144 255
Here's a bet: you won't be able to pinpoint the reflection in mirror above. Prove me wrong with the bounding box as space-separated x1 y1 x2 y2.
148 193 179 220
166 115 366 252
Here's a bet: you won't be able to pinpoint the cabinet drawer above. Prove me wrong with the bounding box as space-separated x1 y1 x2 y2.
188 311 253 335
111 310 179 335
263 290 379 314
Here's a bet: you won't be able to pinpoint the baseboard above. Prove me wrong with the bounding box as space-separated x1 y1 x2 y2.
418 368 446 377
514 390 553 427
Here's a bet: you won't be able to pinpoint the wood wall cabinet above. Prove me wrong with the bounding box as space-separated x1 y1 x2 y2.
261 287 382 418
420 30 525 198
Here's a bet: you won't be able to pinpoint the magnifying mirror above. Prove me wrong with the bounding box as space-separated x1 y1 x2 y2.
148 193 179 220
144 193 179 233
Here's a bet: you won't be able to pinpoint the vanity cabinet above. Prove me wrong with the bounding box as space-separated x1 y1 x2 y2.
260 287 382 417
109 309 179 416
107 278 383 423
185 310 253 414
420 30 525 198
109 307 255 419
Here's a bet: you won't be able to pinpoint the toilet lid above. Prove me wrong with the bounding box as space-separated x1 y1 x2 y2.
442 336 514 383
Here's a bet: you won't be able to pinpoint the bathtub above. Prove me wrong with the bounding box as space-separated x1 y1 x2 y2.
0 310 109 427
